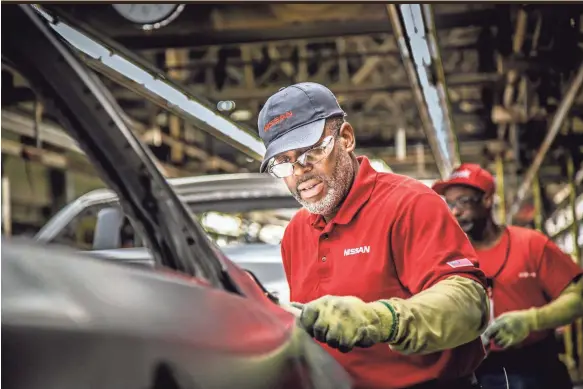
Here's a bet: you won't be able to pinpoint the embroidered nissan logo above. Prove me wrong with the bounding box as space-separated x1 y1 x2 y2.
264 111 293 132
344 246 371 256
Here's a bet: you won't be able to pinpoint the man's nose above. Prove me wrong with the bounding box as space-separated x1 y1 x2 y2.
451 206 462 217
293 162 313 176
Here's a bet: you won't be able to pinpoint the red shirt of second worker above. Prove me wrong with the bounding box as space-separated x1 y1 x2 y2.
477 225 582 351
432 163 582 389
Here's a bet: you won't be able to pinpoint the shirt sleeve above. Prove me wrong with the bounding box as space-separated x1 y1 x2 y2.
390 192 487 294
536 237 583 300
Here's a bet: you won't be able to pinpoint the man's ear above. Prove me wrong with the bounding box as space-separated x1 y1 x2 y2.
339 122 356 153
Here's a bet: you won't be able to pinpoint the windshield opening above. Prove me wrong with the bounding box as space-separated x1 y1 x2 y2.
196 208 297 246
50 202 299 251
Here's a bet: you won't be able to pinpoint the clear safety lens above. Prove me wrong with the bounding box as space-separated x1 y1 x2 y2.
269 136 335 178
270 163 294 178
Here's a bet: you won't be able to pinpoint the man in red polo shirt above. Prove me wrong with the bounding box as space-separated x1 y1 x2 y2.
432 164 583 389
257 82 490 389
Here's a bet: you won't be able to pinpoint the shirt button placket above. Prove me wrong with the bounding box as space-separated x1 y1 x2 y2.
318 231 332 278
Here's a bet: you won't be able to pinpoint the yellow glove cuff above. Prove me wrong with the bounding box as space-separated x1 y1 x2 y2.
371 300 399 342
522 307 539 332
528 278 583 332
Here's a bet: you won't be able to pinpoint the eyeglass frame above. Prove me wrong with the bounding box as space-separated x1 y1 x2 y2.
267 135 336 178
445 194 483 211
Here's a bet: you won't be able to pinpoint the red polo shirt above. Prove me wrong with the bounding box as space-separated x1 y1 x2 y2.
477 225 583 351
281 156 487 389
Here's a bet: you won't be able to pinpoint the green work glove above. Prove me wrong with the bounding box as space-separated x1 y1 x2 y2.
482 309 536 349
298 295 395 353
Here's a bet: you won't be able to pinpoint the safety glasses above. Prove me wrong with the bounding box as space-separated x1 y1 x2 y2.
446 195 483 211
268 136 335 179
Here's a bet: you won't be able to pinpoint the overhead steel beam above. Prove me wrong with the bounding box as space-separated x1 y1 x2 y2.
109 72 500 103
387 4 460 179
2 109 82 153
1 138 94 175
359 139 505 162
117 9 497 50
95 28 497 150
1 110 186 178
508 64 583 221
34 5 266 162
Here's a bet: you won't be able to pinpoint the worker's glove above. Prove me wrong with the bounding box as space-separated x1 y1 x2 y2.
298 295 394 353
482 309 536 349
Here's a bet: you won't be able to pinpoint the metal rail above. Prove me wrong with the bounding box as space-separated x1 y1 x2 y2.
421 4 460 170
387 4 460 179
34 5 266 162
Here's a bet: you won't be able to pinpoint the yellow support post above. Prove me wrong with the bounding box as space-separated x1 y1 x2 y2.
567 155 581 263
567 154 583 378
495 154 506 225
562 327 576 381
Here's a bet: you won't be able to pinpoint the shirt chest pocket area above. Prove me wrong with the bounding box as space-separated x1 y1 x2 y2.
496 261 542 298
288 243 324 302
327 244 405 301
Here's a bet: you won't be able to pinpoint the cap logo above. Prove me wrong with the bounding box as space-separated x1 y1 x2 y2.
449 169 471 180
264 111 293 132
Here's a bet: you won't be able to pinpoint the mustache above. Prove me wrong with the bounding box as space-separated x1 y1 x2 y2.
456 218 474 232
295 174 326 193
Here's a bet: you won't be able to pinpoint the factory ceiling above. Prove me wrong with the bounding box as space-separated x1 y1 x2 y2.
3 3 583 221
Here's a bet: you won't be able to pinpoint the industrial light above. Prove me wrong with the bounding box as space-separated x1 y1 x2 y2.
217 100 236 112
259 225 286 245
230 110 253 122
396 127 406 161
369 159 393 173
201 212 242 237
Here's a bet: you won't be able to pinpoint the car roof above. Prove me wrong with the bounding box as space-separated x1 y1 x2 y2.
70 173 296 211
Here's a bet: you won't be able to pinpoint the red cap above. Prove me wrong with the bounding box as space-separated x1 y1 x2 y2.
432 163 495 196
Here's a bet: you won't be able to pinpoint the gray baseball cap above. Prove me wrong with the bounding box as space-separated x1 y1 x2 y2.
257 82 346 173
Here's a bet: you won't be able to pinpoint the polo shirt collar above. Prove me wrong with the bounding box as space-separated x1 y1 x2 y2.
309 156 377 229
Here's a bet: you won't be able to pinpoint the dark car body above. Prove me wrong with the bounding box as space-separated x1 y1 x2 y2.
2 5 351 389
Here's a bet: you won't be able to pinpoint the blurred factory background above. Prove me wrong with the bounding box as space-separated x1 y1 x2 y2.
2 4 582 287
3 4 582 251
2 2 583 382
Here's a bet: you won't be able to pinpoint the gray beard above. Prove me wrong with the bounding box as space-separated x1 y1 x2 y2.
291 149 354 216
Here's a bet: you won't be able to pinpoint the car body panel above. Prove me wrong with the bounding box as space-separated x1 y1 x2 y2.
87 243 290 304
4 238 351 389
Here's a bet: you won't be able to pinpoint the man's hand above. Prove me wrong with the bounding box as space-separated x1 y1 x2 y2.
482 309 536 349
298 295 394 353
